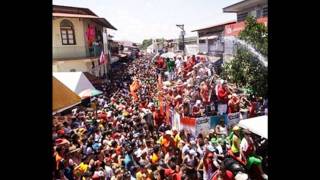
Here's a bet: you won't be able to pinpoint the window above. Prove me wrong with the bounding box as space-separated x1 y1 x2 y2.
237 12 248 21
263 6 268 17
199 39 206 44
60 19 76 45
256 9 263 18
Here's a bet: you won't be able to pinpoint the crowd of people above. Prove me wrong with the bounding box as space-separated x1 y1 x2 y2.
154 54 268 119
52 53 268 180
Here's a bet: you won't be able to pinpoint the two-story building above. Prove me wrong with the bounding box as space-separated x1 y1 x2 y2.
191 21 236 57
52 5 117 77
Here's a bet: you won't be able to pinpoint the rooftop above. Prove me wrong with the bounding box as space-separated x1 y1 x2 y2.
191 20 237 32
223 0 267 13
53 5 117 30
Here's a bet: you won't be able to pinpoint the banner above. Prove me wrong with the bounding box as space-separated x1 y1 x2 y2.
195 116 210 136
227 112 241 128
217 104 228 115
209 114 228 129
180 117 196 136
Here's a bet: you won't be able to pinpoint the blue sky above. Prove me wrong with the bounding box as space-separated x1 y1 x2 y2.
53 0 240 43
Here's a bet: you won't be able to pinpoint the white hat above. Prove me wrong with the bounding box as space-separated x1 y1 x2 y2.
189 149 197 156
234 172 249 180
196 100 201 105
165 130 173 136
175 95 182 100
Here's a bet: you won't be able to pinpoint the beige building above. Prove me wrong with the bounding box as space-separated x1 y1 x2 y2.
52 5 117 77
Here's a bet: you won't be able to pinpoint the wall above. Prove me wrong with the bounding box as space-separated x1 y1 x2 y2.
198 39 208 53
53 17 87 59
53 60 91 72
52 59 107 78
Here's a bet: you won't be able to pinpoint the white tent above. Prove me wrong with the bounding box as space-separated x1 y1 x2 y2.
53 72 97 95
238 115 268 139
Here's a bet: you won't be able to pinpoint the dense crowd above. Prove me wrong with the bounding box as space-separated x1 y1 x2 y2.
53 53 268 180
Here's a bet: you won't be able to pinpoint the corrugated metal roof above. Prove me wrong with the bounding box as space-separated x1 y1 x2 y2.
191 20 237 32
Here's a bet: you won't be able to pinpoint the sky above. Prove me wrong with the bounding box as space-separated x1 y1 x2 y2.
53 0 240 43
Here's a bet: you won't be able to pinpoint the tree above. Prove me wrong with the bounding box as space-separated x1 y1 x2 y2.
239 16 268 56
140 39 153 50
221 16 268 97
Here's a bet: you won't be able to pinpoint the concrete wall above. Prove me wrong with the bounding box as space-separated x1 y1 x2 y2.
53 17 87 59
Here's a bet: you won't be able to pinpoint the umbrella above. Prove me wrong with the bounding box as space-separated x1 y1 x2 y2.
79 89 103 99
160 52 175 58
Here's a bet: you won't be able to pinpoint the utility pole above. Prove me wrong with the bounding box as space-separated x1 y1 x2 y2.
176 24 185 56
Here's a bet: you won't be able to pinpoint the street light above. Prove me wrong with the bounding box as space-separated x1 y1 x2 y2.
176 24 185 56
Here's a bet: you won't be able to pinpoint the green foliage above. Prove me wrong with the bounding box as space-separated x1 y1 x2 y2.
239 16 268 56
140 39 153 50
221 16 268 97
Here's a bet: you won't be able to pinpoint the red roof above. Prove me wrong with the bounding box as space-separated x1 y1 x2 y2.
191 20 237 32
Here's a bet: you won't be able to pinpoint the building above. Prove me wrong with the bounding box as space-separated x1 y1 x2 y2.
52 5 117 77
165 37 198 55
223 0 267 22
192 21 236 56
222 0 268 62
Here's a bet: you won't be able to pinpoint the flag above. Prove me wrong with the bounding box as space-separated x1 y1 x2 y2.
99 51 106 64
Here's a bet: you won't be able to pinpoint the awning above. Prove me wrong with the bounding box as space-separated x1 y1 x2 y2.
53 12 117 30
199 35 218 40
53 77 81 114
238 115 268 139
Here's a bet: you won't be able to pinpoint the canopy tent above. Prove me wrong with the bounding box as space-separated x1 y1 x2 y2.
238 115 268 139
53 72 98 97
83 72 103 85
53 77 81 114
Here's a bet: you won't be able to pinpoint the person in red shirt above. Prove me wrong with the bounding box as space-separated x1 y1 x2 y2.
228 93 240 113
200 81 210 105
211 163 235 180
217 81 230 103
248 95 257 118
156 57 166 69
